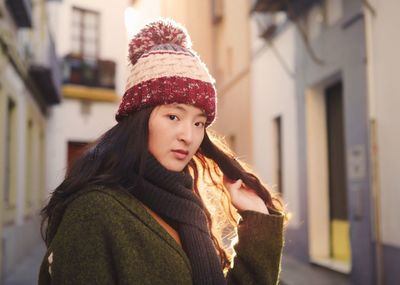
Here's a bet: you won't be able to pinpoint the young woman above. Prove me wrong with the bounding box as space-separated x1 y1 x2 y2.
39 19 286 285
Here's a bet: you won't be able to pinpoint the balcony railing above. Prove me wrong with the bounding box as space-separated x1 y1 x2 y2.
251 0 322 19
6 0 32 28
63 54 116 90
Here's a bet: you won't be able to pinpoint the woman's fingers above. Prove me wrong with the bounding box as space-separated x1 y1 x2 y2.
223 176 242 194
223 175 269 214
230 179 243 192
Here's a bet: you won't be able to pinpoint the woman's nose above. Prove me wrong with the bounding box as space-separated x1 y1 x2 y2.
178 123 193 144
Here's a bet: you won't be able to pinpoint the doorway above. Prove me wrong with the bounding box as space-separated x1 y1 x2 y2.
306 80 351 273
325 82 351 263
67 141 90 173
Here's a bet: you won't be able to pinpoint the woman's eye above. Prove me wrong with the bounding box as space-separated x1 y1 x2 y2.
195 122 206 128
168 115 178 121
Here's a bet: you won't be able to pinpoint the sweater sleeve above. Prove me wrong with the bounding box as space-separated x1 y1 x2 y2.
39 192 117 285
226 210 284 285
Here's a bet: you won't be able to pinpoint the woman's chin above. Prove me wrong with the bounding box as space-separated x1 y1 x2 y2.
160 160 187 172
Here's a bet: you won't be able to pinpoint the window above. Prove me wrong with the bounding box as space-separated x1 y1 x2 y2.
273 116 283 194
212 0 224 24
325 0 343 26
226 46 233 76
72 7 100 58
4 98 17 206
39 128 46 199
67 141 89 173
228 134 236 153
25 118 34 212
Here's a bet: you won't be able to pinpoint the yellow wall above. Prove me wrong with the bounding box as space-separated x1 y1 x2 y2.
3 94 18 224
161 0 253 163
0 65 5 274
63 85 120 102
0 95 47 224
0 0 52 275
160 0 214 76
0 69 47 225
25 106 34 216
24 100 46 218
331 219 351 262
39 123 46 203
208 0 253 163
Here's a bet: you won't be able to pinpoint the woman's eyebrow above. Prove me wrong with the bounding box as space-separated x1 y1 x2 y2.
170 105 207 118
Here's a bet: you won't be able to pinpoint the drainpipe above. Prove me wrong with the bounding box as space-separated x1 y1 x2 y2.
363 5 384 285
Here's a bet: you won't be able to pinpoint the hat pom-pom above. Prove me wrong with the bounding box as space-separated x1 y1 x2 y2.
128 18 192 66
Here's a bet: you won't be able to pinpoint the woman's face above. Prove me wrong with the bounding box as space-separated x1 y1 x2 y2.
148 103 207 172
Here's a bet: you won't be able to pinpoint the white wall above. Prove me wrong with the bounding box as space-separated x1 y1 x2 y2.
46 100 118 192
45 0 129 193
2 60 46 224
250 21 300 226
3 62 27 225
365 0 400 247
125 0 162 39
45 0 163 195
51 0 130 96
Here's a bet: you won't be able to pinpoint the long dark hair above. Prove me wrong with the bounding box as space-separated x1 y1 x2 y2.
41 107 154 243
41 106 285 271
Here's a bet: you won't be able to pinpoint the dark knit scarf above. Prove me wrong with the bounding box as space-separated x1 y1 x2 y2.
129 154 226 285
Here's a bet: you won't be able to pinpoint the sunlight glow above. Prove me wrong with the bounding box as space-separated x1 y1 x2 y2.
124 6 139 38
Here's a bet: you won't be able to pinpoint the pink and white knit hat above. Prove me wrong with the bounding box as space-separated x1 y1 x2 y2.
116 19 217 127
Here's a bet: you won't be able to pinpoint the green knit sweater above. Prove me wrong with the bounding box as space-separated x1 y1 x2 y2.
38 187 284 284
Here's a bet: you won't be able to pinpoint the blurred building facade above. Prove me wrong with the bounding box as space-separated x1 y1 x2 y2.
364 1 400 284
0 0 61 281
128 0 253 161
157 0 253 163
250 0 400 284
41 0 400 284
131 1 400 284
45 0 130 195
2 0 398 284
203 0 253 163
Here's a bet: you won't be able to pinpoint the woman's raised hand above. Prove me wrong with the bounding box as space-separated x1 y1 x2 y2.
223 176 269 215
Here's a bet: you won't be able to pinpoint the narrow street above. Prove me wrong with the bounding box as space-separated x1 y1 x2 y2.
280 256 351 285
4 243 45 285
1 0 399 284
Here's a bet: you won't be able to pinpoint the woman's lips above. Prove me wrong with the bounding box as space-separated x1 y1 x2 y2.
172 150 189 160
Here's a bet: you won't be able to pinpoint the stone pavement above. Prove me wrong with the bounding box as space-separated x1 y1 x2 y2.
4 244 351 285
4 242 45 285
280 255 351 285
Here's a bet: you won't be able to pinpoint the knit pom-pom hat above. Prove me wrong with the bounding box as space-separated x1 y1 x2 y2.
116 18 217 126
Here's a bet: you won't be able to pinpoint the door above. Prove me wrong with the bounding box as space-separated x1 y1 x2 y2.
325 81 351 263
67 141 89 173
